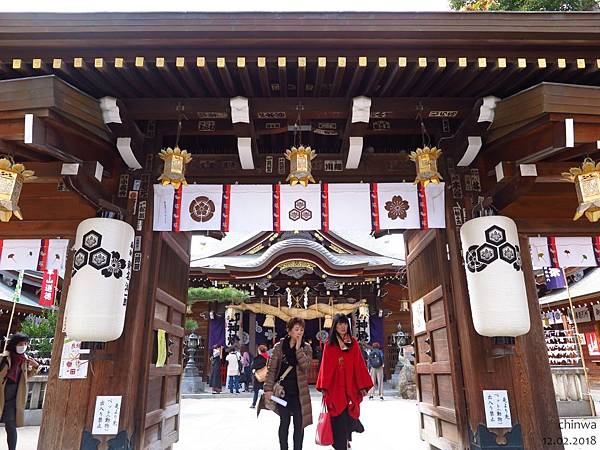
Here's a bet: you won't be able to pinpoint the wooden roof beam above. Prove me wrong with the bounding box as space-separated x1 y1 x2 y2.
116 58 156 97
154 58 188 97
347 56 368 97
277 57 288 98
364 57 387 96
445 58 481 97
88 58 134 98
95 58 144 97
236 57 255 98
314 57 327 97
297 57 306 97
396 57 429 97
412 58 447 97
174 57 207 97
50 58 99 97
133 56 170 97
257 57 271 97
217 57 236 97
329 57 346 97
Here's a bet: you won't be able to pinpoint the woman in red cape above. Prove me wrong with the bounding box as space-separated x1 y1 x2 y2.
316 313 373 450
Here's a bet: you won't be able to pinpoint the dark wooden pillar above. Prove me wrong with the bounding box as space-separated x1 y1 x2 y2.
440 211 562 449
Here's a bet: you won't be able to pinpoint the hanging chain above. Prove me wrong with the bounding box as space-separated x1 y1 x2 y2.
175 102 187 148
293 102 304 148
416 102 431 148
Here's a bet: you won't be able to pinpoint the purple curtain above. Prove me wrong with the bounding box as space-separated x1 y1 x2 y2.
208 317 225 350
369 316 384 347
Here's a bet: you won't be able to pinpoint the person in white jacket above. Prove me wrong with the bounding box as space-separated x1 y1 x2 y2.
225 348 242 394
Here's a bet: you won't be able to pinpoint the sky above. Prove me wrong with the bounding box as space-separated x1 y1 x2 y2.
0 0 450 13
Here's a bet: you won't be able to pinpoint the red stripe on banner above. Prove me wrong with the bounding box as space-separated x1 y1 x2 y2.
38 239 50 271
322 183 329 233
418 184 429 230
370 183 380 232
174 185 183 232
39 269 58 306
548 236 560 268
593 236 600 266
222 184 231 232
0 240 4 263
274 184 281 232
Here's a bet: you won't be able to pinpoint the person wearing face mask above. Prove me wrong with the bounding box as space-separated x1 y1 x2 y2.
209 345 223 394
263 317 313 450
0 333 40 450
316 314 373 450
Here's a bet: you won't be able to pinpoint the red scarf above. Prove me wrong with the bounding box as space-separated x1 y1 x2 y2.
260 351 270 360
6 353 26 383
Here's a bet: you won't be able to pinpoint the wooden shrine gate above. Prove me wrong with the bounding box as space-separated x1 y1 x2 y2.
406 230 467 449
139 232 191 449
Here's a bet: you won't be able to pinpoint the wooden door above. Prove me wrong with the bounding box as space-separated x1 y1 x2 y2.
405 230 467 450
139 232 191 450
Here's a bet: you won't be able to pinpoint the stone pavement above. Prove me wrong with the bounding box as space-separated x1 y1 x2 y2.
0 390 426 450
175 389 427 450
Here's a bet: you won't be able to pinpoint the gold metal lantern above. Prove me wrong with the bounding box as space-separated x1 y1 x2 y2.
285 145 316 187
158 146 192 189
562 158 600 222
409 146 443 186
0 157 36 222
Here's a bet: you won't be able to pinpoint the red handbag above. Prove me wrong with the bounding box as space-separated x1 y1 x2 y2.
315 399 334 446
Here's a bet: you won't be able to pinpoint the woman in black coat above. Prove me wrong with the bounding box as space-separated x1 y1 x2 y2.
250 344 269 408
209 345 223 394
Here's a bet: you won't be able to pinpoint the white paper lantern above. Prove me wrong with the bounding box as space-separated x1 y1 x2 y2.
65 218 134 342
460 216 530 337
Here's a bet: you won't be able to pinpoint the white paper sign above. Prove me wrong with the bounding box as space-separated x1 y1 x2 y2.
92 396 122 435
574 306 592 323
58 340 89 379
412 299 426 335
560 417 600 450
483 390 512 429
593 304 600 321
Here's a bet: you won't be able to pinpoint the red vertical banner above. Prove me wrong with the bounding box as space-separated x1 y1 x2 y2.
418 183 429 230
40 269 58 306
274 184 281 233
593 236 600 266
322 183 329 233
370 183 380 232
548 236 560 268
38 238 50 271
173 185 183 232
222 184 231 232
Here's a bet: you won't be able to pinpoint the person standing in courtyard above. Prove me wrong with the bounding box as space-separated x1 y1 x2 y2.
241 346 252 392
263 317 313 450
367 342 385 400
0 333 40 450
226 347 242 394
209 345 223 394
317 314 373 450
250 344 270 408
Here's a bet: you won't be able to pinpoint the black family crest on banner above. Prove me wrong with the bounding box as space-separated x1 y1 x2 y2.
465 226 522 274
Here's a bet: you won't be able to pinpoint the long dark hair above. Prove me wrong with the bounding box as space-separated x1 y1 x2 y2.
327 314 351 346
6 332 29 353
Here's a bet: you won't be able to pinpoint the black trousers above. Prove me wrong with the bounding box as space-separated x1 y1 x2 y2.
331 408 363 450
2 382 18 450
278 396 304 450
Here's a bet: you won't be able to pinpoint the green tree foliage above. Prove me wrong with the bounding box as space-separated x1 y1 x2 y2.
188 286 249 304
450 0 599 10
19 310 58 359
185 318 199 331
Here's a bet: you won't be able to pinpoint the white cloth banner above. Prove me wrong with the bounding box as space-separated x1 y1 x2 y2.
278 184 322 231
424 183 446 229
226 185 273 232
152 183 446 232
153 185 175 231
529 237 551 270
46 239 70 278
326 183 372 232
375 183 420 230
178 185 223 231
0 239 42 270
555 237 596 268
